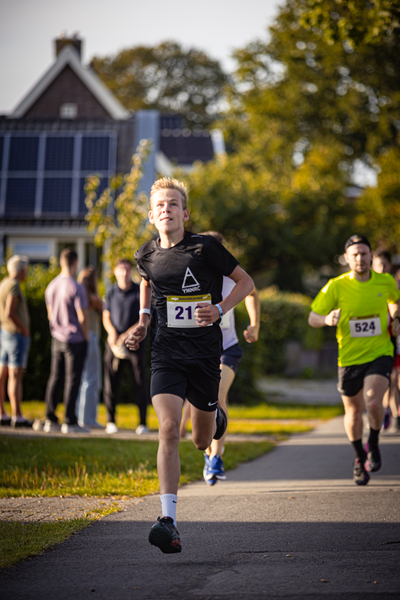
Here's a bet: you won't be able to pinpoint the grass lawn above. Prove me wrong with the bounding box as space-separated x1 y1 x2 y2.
0 436 275 498
1 400 343 498
9 400 343 435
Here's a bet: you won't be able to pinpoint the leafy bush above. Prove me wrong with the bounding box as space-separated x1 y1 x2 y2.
228 287 323 404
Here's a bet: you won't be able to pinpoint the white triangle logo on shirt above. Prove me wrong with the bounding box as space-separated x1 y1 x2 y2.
182 267 200 291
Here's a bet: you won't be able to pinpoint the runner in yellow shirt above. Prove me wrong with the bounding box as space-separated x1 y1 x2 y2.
309 235 400 485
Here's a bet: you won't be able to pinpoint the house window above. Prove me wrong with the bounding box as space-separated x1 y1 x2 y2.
60 103 78 119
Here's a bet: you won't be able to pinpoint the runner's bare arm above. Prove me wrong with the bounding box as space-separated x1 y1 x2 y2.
195 266 254 327
389 300 400 335
244 286 260 343
125 279 151 350
308 309 341 328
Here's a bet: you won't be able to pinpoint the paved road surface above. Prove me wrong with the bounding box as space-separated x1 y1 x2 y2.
1 417 399 599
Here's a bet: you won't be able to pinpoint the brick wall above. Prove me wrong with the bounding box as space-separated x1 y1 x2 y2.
24 65 111 119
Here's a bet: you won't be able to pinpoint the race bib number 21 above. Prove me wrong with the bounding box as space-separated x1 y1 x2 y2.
349 315 381 338
167 294 212 328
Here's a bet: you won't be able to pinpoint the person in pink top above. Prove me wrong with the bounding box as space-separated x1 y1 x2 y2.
42 248 89 434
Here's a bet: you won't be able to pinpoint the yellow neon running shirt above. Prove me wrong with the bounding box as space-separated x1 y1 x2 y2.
311 270 400 367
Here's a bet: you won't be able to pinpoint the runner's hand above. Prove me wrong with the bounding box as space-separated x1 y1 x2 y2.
244 325 259 343
125 325 147 351
325 308 341 326
195 303 219 327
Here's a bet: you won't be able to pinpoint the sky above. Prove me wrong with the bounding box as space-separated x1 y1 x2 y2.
0 0 283 114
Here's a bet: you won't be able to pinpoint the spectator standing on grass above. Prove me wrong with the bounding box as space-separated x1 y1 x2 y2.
0 255 32 428
102 258 150 435
41 248 89 434
75 266 103 429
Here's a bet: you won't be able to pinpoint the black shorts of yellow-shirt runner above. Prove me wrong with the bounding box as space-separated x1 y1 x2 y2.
150 354 221 412
337 355 394 397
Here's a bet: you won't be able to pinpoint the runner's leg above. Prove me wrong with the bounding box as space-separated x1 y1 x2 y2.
180 399 191 437
191 405 217 451
207 363 235 458
342 388 369 484
149 393 183 553
152 394 183 495
341 389 364 442
363 374 387 430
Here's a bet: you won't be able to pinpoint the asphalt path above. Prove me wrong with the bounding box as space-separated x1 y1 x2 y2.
1 417 399 600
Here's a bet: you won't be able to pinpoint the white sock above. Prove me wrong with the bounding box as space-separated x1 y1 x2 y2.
160 494 178 526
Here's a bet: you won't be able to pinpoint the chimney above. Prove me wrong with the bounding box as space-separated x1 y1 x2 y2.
54 32 82 60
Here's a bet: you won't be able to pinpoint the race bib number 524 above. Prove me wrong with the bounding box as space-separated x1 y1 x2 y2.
167 294 212 328
349 315 381 338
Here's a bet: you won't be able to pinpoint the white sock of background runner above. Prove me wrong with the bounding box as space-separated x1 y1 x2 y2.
160 494 177 526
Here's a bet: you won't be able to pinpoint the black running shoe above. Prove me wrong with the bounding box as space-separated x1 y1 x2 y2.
148 517 181 554
214 405 227 440
366 446 381 472
353 456 370 486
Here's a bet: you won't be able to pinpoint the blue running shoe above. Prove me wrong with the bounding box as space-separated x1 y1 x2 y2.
203 453 217 485
208 454 226 480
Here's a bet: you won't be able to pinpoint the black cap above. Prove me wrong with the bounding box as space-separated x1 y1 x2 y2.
344 234 371 252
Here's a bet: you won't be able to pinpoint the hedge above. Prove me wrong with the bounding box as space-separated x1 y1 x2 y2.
227 287 323 404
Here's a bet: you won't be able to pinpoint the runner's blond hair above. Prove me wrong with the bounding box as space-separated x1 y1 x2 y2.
150 177 188 210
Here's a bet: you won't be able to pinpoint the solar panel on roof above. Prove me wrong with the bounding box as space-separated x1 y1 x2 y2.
81 136 110 171
8 136 39 171
42 178 72 213
5 178 36 214
45 136 74 171
0 131 116 218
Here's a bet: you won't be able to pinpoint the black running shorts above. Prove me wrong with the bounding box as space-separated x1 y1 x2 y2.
337 355 393 397
150 354 221 412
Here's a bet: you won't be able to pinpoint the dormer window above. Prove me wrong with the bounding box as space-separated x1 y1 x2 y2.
60 102 78 119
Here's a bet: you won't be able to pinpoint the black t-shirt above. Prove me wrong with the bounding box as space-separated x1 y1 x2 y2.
104 282 140 334
135 231 239 359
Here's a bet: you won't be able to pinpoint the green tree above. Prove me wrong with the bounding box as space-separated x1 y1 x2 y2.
85 140 153 275
231 0 400 165
300 0 400 47
91 41 229 128
355 147 400 250
184 133 355 290
177 0 400 291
